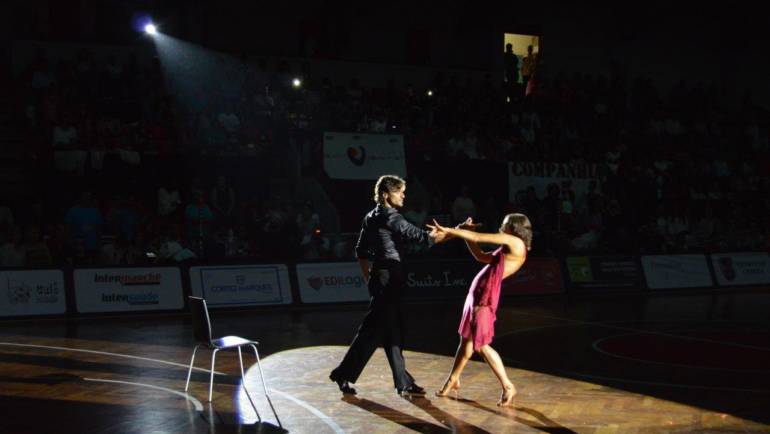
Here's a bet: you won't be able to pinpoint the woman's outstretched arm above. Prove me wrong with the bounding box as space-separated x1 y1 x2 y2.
456 218 492 263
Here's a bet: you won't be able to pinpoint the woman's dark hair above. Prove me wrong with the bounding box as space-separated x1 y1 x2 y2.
503 213 533 250
373 175 405 204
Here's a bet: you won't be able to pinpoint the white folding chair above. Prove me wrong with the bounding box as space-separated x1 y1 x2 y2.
184 296 280 426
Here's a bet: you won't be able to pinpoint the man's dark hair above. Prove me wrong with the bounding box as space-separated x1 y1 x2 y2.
373 175 405 204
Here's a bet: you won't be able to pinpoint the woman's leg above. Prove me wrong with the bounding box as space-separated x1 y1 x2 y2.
436 337 473 396
478 344 516 406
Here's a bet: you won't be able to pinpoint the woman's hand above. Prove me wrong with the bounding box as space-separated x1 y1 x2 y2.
456 217 482 231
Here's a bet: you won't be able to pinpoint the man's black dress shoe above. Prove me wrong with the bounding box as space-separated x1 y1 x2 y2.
329 371 357 395
397 383 426 396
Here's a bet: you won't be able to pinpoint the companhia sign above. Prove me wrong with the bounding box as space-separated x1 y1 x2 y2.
189 264 292 307
0 270 66 317
508 161 598 201
296 262 369 303
74 268 184 312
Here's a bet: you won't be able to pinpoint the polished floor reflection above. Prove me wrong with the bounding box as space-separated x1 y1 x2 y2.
0 289 768 433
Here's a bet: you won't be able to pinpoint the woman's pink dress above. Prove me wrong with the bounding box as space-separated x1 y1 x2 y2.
458 247 506 351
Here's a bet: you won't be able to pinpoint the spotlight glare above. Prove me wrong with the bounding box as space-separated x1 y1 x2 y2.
427 89 433 97
144 23 157 35
292 78 302 88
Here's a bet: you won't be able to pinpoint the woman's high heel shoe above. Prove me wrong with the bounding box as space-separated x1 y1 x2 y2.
497 384 517 406
435 379 460 398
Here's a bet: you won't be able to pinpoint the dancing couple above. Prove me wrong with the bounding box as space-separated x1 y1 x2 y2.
329 175 532 406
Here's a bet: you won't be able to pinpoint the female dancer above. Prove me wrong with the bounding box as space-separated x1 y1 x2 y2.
427 214 532 406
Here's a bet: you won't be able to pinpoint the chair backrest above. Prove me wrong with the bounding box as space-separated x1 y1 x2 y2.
189 296 213 344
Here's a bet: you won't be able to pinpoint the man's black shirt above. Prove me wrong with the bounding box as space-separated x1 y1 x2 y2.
355 204 433 262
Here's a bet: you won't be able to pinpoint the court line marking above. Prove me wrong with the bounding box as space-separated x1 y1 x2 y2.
591 334 770 374
0 342 344 434
501 359 770 395
0 342 226 375
83 377 204 412
500 310 770 352
495 317 770 393
269 388 345 434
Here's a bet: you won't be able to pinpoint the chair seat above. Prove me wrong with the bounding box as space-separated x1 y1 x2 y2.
211 335 258 349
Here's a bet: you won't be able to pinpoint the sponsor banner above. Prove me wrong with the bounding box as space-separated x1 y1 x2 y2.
641 255 714 289
296 262 369 303
190 265 292 307
323 132 406 180
508 161 598 202
404 260 478 299
711 252 770 286
566 256 643 291
74 268 184 312
0 270 66 317
502 258 564 295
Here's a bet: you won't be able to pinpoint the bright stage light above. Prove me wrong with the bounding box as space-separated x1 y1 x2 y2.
292 78 302 88
144 23 157 35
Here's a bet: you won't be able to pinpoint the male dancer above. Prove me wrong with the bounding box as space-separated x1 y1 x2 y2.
329 175 445 396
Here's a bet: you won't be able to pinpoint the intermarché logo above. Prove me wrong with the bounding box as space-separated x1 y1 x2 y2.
101 292 159 305
93 273 161 285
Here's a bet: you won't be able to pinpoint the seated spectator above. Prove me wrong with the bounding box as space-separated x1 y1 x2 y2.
52 115 78 148
105 194 146 242
22 226 52 266
100 234 143 265
157 230 197 263
64 192 104 263
687 204 718 249
300 230 330 260
297 201 321 246
184 189 214 253
210 175 237 224
451 185 476 224
571 221 602 252
0 226 25 267
0 203 14 234
158 179 182 218
330 233 355 260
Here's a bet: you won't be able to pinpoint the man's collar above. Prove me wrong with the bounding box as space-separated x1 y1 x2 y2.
377 203 398 214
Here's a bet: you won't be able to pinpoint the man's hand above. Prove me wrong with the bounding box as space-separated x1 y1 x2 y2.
427 219 451 243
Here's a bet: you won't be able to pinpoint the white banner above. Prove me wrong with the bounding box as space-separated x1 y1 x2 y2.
0 270 66 316
711 252 770 286
189 265 292 307
508 161 598 201
74 268 184 312
296 262 370 303
641 255 714 289
323 132 406 180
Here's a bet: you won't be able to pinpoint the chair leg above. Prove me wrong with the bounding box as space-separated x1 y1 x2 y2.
251 343 281 427
250 344 270 396
238 346 262 423
185 344 200 392
237 346 245 378
208 349 219 402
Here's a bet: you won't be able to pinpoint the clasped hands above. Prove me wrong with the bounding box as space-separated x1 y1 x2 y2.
427 217 482 243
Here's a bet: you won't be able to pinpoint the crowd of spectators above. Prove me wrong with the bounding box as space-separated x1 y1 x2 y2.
2 42 768 268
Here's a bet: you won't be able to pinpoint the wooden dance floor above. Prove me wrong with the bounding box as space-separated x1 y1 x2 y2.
1 290 769 433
